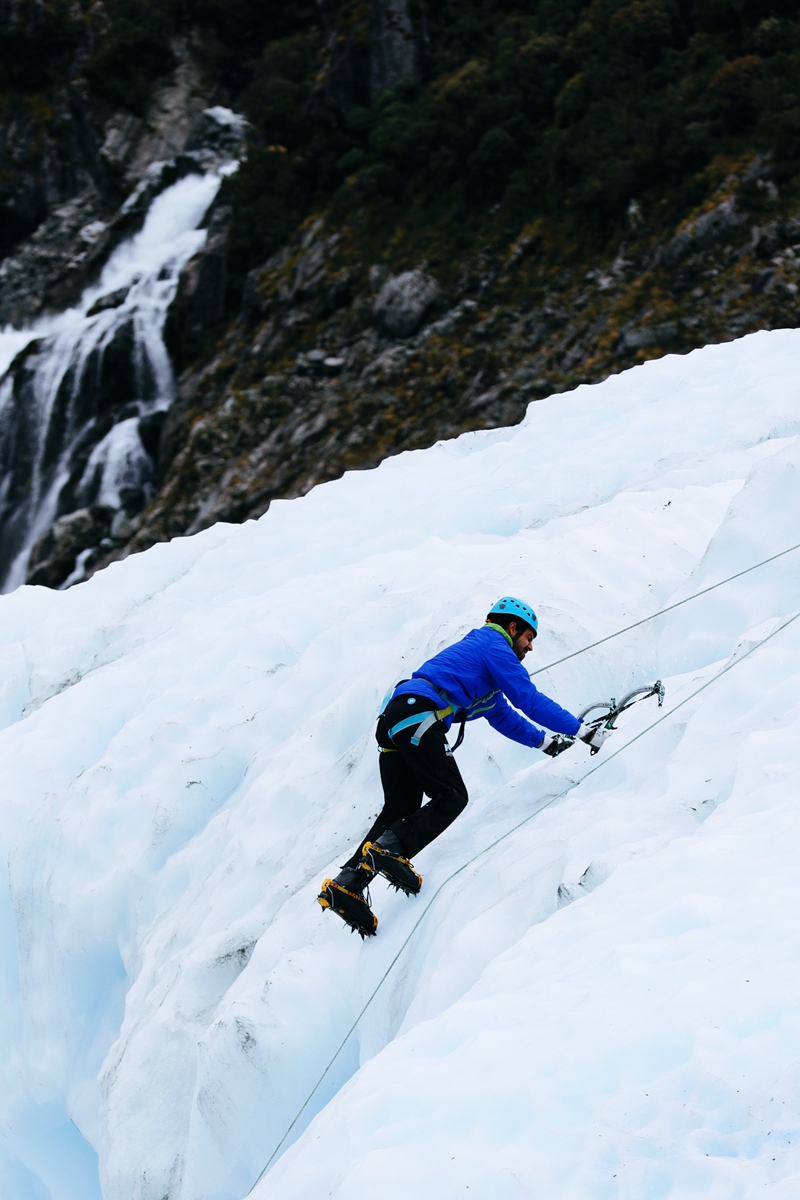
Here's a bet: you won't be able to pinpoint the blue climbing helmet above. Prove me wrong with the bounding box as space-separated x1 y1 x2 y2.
487 596 538 638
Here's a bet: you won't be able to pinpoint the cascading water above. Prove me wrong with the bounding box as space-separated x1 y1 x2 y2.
0 147 236 593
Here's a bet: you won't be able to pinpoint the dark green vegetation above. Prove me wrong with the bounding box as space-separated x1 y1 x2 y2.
221 0 800 303
3 0 800 298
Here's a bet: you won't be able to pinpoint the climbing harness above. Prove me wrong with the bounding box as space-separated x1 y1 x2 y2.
382 678 463 747
382 676 504 753
387 702 455 746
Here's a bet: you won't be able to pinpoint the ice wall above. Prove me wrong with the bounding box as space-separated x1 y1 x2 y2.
0 329 799 1198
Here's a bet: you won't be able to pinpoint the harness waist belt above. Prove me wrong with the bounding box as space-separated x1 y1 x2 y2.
387 703 453 746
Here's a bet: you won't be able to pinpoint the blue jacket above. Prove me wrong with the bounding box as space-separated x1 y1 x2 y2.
392 624 581 748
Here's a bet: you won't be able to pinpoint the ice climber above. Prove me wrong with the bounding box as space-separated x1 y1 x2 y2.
318 596 611 938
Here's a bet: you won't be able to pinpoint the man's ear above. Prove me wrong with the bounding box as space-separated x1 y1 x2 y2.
507 620 518 639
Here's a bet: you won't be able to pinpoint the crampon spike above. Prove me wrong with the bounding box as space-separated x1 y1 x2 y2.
317 879 378 938
361 842 422 896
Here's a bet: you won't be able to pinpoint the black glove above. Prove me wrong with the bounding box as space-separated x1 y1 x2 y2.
578 719 614 754
539 732 575 757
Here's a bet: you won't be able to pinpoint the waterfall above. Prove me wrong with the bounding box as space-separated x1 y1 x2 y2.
0 161 233 592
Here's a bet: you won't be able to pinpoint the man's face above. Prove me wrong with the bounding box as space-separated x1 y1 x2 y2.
510 622 536 660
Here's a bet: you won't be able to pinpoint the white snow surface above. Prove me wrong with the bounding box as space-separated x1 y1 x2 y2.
2 329 800 1199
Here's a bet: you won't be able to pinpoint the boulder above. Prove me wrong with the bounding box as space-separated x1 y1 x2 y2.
87 287 130 317
26 505 114 589
653 199 747 269
373 270 439 338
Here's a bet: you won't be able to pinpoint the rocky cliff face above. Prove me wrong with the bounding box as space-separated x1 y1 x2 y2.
0 14 246 590
9 142 800 592
99 153 799 577
2 1 800 592
0 33 219 327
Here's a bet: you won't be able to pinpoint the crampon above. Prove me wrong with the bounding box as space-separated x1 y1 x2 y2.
317 879 378 938
362 841 422 896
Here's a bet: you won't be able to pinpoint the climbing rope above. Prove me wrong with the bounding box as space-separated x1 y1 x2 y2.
529 539 800 677
246 604 800 1193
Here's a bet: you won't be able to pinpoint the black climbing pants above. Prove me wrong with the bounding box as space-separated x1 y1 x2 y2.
344 694 469 867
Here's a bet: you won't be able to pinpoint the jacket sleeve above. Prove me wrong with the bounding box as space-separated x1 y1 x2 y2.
484 637 582 739
482 693 546 747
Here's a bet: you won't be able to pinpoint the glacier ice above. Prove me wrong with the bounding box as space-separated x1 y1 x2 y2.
0 329 800 1197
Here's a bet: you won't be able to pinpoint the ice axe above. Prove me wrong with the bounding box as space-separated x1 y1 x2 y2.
577 681 665 753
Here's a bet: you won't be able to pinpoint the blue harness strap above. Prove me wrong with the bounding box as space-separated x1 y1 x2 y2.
386 705 453 745
409 710 445 745
379 678 457 748
379 677 493 752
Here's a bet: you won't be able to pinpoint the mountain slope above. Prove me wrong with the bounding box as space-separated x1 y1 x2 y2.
0 330 799 1197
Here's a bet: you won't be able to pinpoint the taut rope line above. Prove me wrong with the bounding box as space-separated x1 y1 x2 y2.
529 540 800 677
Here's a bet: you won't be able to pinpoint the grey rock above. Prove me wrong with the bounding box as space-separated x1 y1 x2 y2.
294 348 334 377
0 48 237 329
185 107 248 160
360 345 411 383
369 0 421 101
100 113 145 172
750 220 786 260
317 0 421 112
373 269 439 337
320 268 354 316
301 217 325 249
752 269 774 294
138 410 168 462
423 299 478 338
121 41 211 183
654 199 747 268
294 350 345 380
87 287 130 318
616 322 679 356
163 204 230 371
743 153 773 183
110 510 141 541
466 384 503 414
26 505 114 589
292 234 340 301
0 185 111 326
368 263 388 292
513 362 546 387
0 83 107 263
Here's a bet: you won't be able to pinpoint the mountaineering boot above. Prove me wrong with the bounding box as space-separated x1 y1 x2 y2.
362 830 422 896
318 867 378 938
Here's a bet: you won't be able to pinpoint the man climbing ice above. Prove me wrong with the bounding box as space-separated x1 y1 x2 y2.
318 596 610 937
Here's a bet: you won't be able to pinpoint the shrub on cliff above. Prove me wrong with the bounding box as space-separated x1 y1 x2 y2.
219 0 800 299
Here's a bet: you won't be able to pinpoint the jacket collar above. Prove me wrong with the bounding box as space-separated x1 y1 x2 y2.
484 621 513 647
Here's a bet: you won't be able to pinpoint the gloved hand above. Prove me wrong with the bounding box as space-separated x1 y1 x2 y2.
578 719 614 754
539 732 575 757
